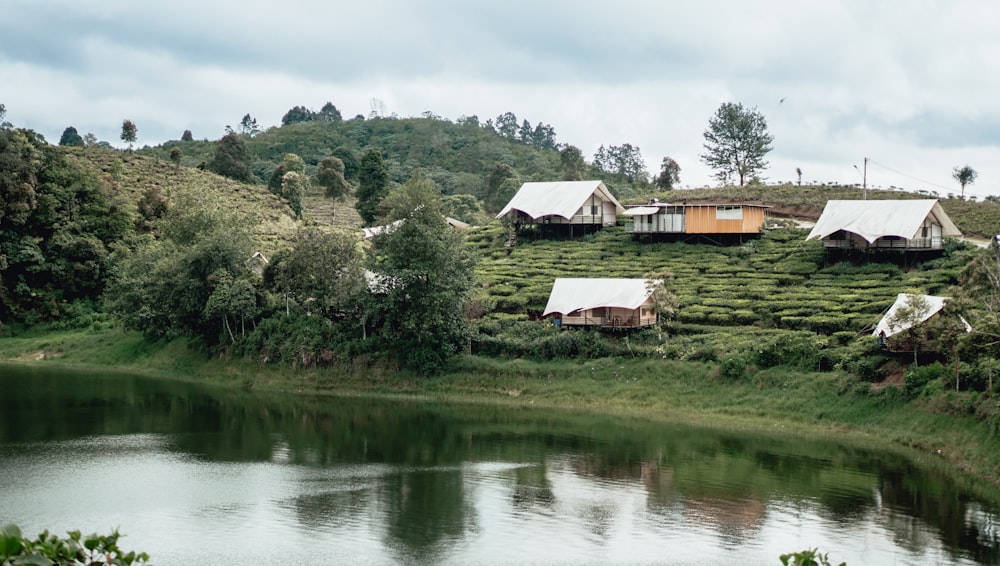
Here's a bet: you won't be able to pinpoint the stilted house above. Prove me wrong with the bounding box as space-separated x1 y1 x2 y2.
873 293 969 352
362 216 469 239
807 200 961 251
496 181 624 234
543 278 662 329
624 201 769 241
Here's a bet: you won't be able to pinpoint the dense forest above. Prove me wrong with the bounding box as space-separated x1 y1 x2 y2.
4 102 1000 428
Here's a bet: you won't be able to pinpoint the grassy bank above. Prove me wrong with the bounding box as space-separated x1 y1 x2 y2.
3 326 1000 502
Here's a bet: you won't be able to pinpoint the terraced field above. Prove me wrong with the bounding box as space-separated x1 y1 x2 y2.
466 222 973 361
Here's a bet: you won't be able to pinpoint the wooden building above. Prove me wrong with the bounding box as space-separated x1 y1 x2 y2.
624 201 769 241
543 278 661 329
807 200 961 252
496 181 624 231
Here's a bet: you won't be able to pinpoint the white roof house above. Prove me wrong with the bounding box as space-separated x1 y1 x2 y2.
496 180 624 225
543 278 661 316
873 293 949 338
362 216 469 239
806 200 961 249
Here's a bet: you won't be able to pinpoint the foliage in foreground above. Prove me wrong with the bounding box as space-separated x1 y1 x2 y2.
0 523 149 566
780 548 845 566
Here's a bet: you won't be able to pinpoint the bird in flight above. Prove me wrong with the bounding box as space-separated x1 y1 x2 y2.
779 97 787 105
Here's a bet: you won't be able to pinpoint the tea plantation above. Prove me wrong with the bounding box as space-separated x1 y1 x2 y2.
465 222 973 371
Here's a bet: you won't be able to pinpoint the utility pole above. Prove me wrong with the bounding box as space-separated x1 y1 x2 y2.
863 157 868 200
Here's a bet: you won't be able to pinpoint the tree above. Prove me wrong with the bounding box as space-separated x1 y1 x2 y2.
484 162 519 213
559 145 586 181
281 105 316 125
332 147 359 180
281 171 306 219
208 132 253 182
58 126 84 146
239 114 261 137
594 143 648 183
355 149 390 224
318 102 343 122
181 129 194 142
266 227 365 318
953 165 978 198
120 119 137 152
317 156 352 199
105 200 255 343
701 102 773 186
363 176 478 373
494 112 518 139
169 146 183 170
655 157 681 190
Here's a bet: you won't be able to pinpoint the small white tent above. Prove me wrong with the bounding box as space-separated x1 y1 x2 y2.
873 293 949 338
496 180 624 226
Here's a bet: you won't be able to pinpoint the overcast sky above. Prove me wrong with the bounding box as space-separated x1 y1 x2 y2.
3 0 999 195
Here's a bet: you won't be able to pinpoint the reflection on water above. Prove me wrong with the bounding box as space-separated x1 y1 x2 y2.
0 363 998 565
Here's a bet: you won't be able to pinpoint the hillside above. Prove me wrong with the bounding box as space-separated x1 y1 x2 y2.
60 146 301 254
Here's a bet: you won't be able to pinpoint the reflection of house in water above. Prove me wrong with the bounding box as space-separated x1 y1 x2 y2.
681 496 767 544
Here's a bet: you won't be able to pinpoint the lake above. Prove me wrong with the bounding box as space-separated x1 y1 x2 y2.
0 363 998 565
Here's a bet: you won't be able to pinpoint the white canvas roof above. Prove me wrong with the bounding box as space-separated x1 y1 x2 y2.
873 293 948 338
806 200 961 243
623 206 661 216
543 278 661 316
496 180 625 220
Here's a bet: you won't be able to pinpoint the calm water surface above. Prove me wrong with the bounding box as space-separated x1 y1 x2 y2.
1 364 998 565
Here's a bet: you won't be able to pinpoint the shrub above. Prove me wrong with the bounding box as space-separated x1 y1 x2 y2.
0 524 149 565
904 362 946 398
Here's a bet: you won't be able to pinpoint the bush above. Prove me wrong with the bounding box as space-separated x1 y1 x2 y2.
718 351 752 380
0 524 149 565
904 362 946 398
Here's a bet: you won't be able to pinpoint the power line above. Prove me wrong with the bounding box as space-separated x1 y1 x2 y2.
865 158 955 192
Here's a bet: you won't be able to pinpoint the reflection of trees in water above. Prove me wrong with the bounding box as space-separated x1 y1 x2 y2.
286 485 373 532
511 462 555 511
878 467 1000 564
381 469 474 564
5 366 1000 562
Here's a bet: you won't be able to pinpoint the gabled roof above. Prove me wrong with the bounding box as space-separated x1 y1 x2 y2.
873 293 948 338
543 278 661 316
806 200 961 243
496 180 625 221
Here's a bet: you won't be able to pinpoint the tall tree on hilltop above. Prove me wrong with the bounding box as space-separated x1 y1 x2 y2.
494 112 518 139
318 102 343 122
281 105 316 125
120 119 137 152
355 149 389 225
59 126 84 147
700 102 773 186
655 157 681 190
181 129 193 142
953 165 978 198
239 114 261 137
209 132 253 183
